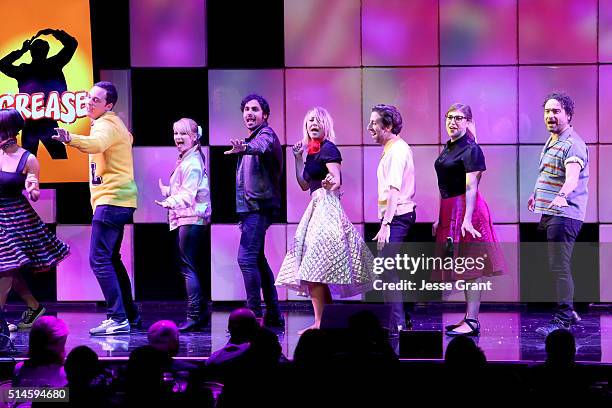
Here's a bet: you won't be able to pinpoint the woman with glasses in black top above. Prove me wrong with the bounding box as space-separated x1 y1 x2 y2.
432 103 504 337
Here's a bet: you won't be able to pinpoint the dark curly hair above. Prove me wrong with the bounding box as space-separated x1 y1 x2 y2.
543 92 574 122
371 104 403 134
240 94 270 119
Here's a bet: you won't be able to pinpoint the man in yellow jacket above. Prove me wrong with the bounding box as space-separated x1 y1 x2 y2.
53 81 139 335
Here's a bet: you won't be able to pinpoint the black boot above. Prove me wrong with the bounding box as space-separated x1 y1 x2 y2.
178 314 210 332
263 312 285 328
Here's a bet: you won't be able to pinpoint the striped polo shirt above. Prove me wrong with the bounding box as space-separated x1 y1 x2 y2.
533 126 589 221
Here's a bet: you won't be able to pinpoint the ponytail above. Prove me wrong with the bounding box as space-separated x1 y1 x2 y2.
195 125 207 171
445 103 476 143
466 120 477 143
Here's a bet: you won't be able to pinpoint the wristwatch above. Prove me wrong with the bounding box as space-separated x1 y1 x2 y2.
382 219 391 226
557 192 567 198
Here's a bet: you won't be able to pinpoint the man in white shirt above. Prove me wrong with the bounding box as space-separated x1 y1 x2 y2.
368 104 416 331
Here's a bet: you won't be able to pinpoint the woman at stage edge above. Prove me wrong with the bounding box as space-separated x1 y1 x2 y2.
276 107 374 334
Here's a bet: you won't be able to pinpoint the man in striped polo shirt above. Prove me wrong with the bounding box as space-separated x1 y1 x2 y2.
527 92 589 336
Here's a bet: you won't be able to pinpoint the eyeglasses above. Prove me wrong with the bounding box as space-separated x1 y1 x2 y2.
88 96 106 104
445 115 466 123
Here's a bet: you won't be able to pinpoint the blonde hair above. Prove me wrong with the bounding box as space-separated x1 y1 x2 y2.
301 106 336 146
173 118 206 164
173 118 201 141
28 316 69 365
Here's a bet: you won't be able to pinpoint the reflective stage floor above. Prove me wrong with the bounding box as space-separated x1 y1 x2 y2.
3 302 611 363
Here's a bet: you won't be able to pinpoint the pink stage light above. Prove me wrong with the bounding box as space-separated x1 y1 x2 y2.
440 0 517 65
208 70 285 146
362 0 438 66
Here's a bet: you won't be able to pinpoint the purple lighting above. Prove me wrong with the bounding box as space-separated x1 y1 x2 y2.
440 0 517 65
130 0 206 67
519 0 597 63
362 0 438 66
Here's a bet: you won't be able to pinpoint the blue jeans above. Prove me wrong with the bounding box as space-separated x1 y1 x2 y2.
177 224 208 320
90 205 137 322
380 211 416 328
539 215 583 323
237 211 280 317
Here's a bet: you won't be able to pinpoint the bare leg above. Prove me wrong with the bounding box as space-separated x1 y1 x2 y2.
323 284 332 304
299 283 332 335
452 277 482 334
12 273 39 310
0 276 14 309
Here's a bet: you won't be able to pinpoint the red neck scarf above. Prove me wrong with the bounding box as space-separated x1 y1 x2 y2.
307 138 321 154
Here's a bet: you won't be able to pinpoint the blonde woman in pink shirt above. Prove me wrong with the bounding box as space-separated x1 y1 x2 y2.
157 118 211 332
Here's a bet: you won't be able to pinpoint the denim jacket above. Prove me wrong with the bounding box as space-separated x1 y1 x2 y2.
162 146 212 230
235 122 283 213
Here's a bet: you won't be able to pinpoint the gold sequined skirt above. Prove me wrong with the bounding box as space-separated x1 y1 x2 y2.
275 188 374 298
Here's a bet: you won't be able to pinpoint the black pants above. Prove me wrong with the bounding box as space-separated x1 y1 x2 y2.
379 211 416 328
237 210 280 317
177 224 208 320
538 215 583 323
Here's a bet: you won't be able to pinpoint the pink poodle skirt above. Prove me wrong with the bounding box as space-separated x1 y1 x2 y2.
432 192 504 281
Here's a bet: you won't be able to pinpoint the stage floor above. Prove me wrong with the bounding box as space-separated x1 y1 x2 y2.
3 302 611 363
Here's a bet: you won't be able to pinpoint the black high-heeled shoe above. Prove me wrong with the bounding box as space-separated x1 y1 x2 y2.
445 314 466 331
446 318 480 337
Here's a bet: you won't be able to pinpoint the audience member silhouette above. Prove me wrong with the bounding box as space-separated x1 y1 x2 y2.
340 310 398 364
244 326 286 368
148 320 180 356
12 316 68 388
218 326 287 408
444 335 487 369
292 328 332 369
529 329 597 404
206 308 258 372
323 311 399 406
545 328 576 367
123 345 172 407
62 345 113 408
148 320 198 374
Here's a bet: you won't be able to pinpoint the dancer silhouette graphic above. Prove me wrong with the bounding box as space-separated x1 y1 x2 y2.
0 29 78 159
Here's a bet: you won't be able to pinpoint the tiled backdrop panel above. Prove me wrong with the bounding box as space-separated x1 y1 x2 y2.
43 0 610 301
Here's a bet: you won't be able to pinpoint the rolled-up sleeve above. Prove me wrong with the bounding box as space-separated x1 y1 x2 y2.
564 140 588 170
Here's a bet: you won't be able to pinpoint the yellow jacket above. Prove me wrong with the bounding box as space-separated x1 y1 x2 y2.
68 111 138 210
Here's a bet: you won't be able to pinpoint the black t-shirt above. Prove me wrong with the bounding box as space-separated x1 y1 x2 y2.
434 135 486 199
303 140 342 193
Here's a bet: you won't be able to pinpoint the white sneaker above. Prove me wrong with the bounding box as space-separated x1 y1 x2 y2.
89 319 130 336
8 323 18 332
